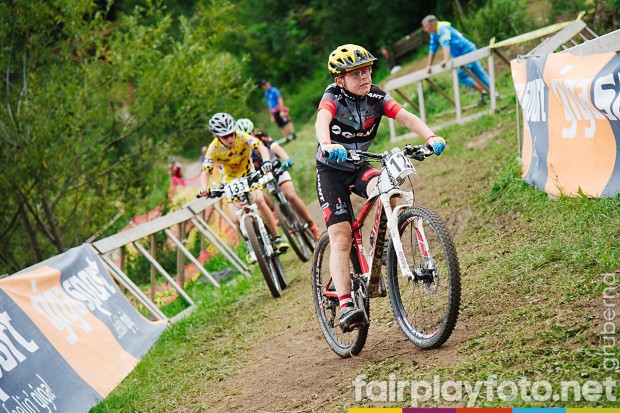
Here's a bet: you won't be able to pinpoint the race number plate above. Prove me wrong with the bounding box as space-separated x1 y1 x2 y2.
385 150 416 184
225 177 250 199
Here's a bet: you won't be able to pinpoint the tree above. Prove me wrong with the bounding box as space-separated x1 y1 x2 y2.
0 0 250 274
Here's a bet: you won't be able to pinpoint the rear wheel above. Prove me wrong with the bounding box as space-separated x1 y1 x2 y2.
245 217 282 298
386 206 460 348
300 221 317 252
311 233 369 358
276 202 310 262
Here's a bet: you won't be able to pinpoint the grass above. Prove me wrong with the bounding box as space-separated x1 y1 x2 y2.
93 33 620 410
91 256 308 412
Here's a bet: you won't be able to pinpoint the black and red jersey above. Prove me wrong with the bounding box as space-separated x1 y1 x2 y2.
315 83 402 171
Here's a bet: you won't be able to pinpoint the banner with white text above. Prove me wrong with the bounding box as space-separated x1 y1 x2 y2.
511 52 620 197
0 244 166 412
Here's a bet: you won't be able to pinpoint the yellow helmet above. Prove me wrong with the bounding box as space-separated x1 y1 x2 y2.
327 44 377 75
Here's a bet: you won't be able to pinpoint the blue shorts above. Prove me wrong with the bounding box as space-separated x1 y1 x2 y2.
457 60 490 89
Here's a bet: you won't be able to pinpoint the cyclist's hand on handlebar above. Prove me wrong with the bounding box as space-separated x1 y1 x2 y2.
404 144 431 161
281 158 293 169
321 142 347 163
197 188 211 198
261 160 273 173
426 136 446 156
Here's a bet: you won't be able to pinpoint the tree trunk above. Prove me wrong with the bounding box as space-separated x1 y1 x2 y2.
0 250 20 275
42 195 65 253
19 204 44 262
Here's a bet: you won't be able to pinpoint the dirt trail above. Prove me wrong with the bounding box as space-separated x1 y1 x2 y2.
205 190 472 412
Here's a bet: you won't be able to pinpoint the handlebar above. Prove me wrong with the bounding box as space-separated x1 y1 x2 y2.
196 168 276 199
322 144 434 164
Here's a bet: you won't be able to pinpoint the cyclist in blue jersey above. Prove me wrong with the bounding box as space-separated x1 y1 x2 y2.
260 80 297 142
422 15 490 101
315 44 446 332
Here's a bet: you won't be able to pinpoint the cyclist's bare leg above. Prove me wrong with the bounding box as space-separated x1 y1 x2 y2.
263 190 275 212
252 189 280 237
328 221 353 296
227 203 241 233
366 176 397 207
280 181 314 224
366 176 379 197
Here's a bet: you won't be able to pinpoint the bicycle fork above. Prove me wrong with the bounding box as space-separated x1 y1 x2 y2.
238 207 275 258
380 190 421 282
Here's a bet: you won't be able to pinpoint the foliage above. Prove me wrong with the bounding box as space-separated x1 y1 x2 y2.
0 0 251 274
457 0 532 45
549 0 620 34
224 0 437 87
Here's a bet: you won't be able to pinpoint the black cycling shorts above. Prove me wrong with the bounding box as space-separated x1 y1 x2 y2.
316 162 381 228
272 110 290 128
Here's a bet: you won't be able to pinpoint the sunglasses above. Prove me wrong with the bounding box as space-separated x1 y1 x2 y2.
343 66 372 79
219 132 235 139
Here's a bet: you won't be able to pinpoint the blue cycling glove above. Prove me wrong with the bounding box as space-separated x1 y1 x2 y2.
321 143 347 163
426 136 446 156
281 159 293 169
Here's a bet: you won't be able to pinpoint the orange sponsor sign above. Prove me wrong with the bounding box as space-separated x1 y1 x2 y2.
0 245 165 411
512 53 620 197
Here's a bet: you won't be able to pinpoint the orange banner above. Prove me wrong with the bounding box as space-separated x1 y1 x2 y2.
0 245 165 412
511 52 620 197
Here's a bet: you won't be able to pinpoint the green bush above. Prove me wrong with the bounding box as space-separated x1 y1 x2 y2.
458 0 532 46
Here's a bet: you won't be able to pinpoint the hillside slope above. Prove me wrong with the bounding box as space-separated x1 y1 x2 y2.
93 97 620 411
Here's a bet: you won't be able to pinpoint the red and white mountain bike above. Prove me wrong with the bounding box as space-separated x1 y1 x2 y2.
312 144 461 357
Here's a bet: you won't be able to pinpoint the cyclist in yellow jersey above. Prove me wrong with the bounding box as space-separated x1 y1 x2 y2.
199 113 289 263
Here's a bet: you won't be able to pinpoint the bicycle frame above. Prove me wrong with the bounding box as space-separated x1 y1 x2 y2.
237 204 275 258
223 173 277 259
322 149 434 300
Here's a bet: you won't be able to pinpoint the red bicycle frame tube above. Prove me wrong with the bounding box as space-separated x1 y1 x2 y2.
323 197 379 298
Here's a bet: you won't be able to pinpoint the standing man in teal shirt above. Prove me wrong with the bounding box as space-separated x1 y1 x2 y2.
422 15 491 101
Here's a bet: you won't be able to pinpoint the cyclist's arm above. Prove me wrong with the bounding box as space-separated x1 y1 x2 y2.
394 107 435 140
315 108 333 145
256 142 271 162
200 168 211 191
270 142 290 161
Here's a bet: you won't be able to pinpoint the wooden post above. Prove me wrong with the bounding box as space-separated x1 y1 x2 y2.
417 81 426 123
119 246 126 294
393 89 420 111
492 49 512 66
177 223 186 286
452 68 462 121
150 234 156 301
425 78 456 107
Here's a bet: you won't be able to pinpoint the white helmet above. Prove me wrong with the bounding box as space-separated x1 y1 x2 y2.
209 112 236 136
236 118 254 134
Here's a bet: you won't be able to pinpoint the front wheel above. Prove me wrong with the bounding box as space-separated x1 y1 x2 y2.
311 233 369 358
245 217 282 298
273 254 288 290
386 206 460 349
